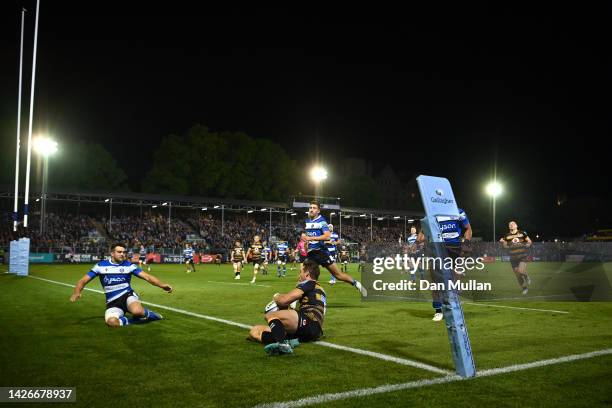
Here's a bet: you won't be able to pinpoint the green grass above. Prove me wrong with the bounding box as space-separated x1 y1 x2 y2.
0 262 611 407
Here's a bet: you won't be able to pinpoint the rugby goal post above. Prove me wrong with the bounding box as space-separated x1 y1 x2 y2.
417 175 476 378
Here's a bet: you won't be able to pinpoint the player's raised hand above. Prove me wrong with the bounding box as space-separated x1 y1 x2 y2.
70 293 81 302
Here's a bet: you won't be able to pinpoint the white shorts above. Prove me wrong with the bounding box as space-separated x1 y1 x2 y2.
104 293 139 323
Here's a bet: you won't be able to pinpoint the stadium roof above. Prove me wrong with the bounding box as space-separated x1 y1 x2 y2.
1 189 424 219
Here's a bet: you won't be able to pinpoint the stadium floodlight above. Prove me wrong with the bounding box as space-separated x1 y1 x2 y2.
310 166 328 183
344 215 351 219
261 208 267 211
33 136 58 235
33 136 58 157
104 198 110 203
485 181 503 197
35 198 40 202
393 216 400 219
162 202 168 206
290 213 296 216
377 217 384 221
330 212 336 215
201 207 207 211
408 219 414 222
485 180 503 241
214 205 220 209
247 210 253 214
360 214 366 218
152 205 158 209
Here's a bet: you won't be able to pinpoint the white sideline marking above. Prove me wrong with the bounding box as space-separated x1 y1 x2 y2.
207 280 272 288
253 348 612 408
27 275 447 374
463 302 569 314
315 341 450 375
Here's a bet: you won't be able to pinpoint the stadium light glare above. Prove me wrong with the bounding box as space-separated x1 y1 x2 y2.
152 205 158 209
393 216 400 219
330 212 336 215
310 166 328 183
35 198 40 202
290 213 297 216
214 205 220 209
360 214 366 217
33 136 58 157
485 181 503 197
344 215 351 219
104 198 110 202
377 217 384 221
408 219 414 222
201 207 207 211
162 202 168 206
261 208 267 211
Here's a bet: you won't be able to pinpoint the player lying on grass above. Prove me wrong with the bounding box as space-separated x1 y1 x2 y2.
248 259 326 355
70 242 173 327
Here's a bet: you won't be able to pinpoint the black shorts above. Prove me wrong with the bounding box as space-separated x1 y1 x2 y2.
252 259 263 266
306 249 335 267
278 254 288 262
139 256 146 262
106 290 137 313
288 312 323 342
510 256 528 268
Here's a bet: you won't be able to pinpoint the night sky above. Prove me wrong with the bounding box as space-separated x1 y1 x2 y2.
1 2 609 234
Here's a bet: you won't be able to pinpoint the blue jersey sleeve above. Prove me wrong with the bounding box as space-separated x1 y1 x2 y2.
321 220 330 233
86 263 102 279
460 212 470 228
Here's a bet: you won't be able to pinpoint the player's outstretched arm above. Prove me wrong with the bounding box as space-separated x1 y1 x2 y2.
70 274 93 302
463 223 473 241
138 271 173 293
274 289 303 308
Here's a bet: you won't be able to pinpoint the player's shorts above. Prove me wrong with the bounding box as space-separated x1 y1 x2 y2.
277 254 288 263
306 249 335 267
288 311 323 342
510 256 528 268
139 256 146 262
326 251 337 262
184 258 194 264
233 261 242 268
105 291 139 322
252 259 263 266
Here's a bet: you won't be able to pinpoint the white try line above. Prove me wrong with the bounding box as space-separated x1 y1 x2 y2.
253 348 612 408
27 275 449 375
207 280 272 288
463 302 569 314
355 293 569 314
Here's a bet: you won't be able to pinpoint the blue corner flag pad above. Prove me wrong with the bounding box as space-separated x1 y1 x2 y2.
9 238 30 276
417 175 476 378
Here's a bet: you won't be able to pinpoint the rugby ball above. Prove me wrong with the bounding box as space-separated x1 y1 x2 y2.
264 300 279 314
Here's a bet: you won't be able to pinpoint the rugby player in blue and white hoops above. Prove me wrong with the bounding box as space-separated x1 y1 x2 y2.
302 201 367 296
70 243 173 327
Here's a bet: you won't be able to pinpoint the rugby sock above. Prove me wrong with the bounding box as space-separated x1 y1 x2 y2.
268 319 286 342
261 331 276 345
119 316 131 326
433 301 442 313
143 308 152 319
